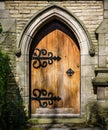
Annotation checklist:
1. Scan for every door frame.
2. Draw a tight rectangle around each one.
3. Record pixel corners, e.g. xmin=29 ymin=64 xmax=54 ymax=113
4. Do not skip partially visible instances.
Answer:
xmin=30 ymin=20 xmax=80 ymax=117
xmin=16 ymin=5 xmax=94 ymax=117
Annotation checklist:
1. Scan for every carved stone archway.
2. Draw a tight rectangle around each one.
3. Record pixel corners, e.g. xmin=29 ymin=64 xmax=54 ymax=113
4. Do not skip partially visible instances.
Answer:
xmin=16 ymin=5 xmax=94 ymax=116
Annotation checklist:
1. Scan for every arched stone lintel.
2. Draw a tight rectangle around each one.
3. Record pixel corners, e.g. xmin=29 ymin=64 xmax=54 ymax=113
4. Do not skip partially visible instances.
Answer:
xmin=17 ymin=4 xmax=95 ymax=57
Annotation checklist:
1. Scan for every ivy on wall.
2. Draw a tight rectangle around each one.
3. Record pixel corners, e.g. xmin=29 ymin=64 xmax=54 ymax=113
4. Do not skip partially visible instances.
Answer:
xmin=0 ymin=23 xmax=2 ymax=33
xmin=0 ymin=50 xmax=9 ymax=114
xmin=0 ymin=23 xmax=27 ymax=130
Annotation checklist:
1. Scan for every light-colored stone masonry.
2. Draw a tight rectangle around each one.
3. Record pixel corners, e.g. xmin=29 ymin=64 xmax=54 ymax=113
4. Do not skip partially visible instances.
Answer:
xmin=4 ymin=0 xmax=104 ymax=107
xmin=5 ymin=1 xmax=103 ymax=101
xmin=3 ymin=2 xmax=108 ymax=122
xmin=1 ymin=1 xmax=108 ymax=127
xmin=5 ymin=1 xmax=103 ymax=47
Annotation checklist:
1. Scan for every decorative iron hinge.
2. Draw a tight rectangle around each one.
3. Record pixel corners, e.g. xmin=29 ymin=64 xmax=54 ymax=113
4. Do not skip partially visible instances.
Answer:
xmin=32 ymin=48 xmax=61 ymax=69
xmin=31 ymin=89 xmax=61 ymax=108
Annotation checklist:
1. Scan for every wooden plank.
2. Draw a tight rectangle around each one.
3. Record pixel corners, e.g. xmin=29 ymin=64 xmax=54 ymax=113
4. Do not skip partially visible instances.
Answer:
xmin=68 ymin=37 xmax=80 ymax=113
xmin=31 ymin=29 xmax=80 ymax=114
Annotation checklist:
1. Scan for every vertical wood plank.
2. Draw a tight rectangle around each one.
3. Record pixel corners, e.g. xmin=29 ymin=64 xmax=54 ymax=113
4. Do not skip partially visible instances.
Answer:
xmin=31 ymin=29 xmax=80 ymax=114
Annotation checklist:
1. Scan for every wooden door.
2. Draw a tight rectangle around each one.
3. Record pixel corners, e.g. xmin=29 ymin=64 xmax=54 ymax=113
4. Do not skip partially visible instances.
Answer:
xmin=30 ymin=29 xmax=80 ymax=115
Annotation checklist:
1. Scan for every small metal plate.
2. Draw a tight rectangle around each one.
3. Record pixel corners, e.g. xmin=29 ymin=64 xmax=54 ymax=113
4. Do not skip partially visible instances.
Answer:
xmin=66 ymin=68 xmax=74 ymax=76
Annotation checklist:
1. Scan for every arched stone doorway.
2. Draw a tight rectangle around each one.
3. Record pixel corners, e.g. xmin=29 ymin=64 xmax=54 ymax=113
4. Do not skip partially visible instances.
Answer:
xmin=30 ymin=20 xmax=80 ymax=116
xmin=16 ymin=5 xmax=94 ymax=117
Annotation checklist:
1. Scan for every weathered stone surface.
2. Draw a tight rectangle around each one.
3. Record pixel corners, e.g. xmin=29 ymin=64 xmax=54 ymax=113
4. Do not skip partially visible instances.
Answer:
xmin=0 ymin=10 xmax=9 ymax=18
xmin=96 ymin=19 xmax=108 ymax=34
xmin=46 ymin=128 xmax=72 ymax=130
xmin=0 ymin=2 xmax=5 ymax=10
xmin=5 ymin=1 xmax=103 ymax=45
xmin=104 ymin=10 xmax=108 ymax=18
xmin=92 ymin=67 xmax=108 ymax=99
xmin=0 ymin=19 xmax=15 ymax=32
xmin=1 ymin=1 xmax=108 ymax=125
xmin=104 ymin=0 xmax=108 ymax=10
xmin=78 ymin=127 xmax=103 ymax=130
xmin=28 ymin=118 xmax=86 ymax=125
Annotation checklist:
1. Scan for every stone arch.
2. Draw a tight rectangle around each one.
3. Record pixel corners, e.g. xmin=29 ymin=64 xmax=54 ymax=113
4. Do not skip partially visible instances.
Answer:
xmin=17 ymin=4 xmax=94 ymax=56
xmin=16 ymin=4 xmax=94 ymax=115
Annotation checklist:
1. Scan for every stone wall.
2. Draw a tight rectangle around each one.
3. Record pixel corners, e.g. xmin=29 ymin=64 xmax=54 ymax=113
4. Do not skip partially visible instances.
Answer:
xmin=5 ymin=1 xmax=103 ymax=47
xmin=105 ymin=33 xmax=108 ymax=68
xmin=0 ymin=2 xmax=16 ymax=75
xmin=1 ymin=0 xmax=107 ymax=123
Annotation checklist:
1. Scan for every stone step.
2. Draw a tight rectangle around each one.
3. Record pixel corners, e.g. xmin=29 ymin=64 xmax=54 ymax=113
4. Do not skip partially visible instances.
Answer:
xmin=25 ymin=126 xmax=103 ymax=130
xmin=27 ymin=118 xmax=105 ymax=130
xmin=28 ymin=124 xmax=76 ymax=130
xmin=78 ymin=127 xmax=103 ymax=130
xmin=27 ymin=119 xmax=91 ymax=130
xmin=28 ymin=118 xmax=86 ymax=124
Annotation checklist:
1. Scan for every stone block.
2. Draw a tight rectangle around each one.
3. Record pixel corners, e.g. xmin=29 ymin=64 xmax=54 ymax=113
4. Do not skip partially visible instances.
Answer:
xmin=49 ymin=128 xmax=76 ymax=130
xmin=20 ymin=86 xmax=29 ymax=97
xmin=16 ymin=61 xmax=24 ymax=74
xmin=106 ymin=56 xmax=108 ymax=64
xmin=81 ymin=55 xmax=86 ymax=66
xmin=99 ymin=45 xmax=108 ymax=56
xmin=0 ymin=2 xmax=5 ymax=10
xmin=99 ymin=56 xmax=106 ymax=67
xmin=85 ymin=77 xmax=93 ymax=91
xmin=78 ymin=127 xmax=103 ymax=130
xmin=28 ymin=118 xmax=86 ymax=125
xmin=105 ymin=88 xmax=108 ymax=99
xmin=104 ymin=0 xmax=108 ymax=9
xmin=85 ymin=55 xmax=98 ymax=65
xmin=105 ymin=40 xmax=108 ymax=46
xmin=104 ymin=10 xmax=108 ymax=18
xmin=97 ymin=87 xmax=105 ymax=100
xmin=81 ymin=77 xmax=86 ymax=91
xmin=81 ymin=66 xmax=86 ymax=77
xmin=10 ymin=10 xmax=19 ymax=14
xmin=0 ymin=10 xmax=9 ymax=18
xmin=0 ymin=19 xmax=15 ymax=32
xmin=96 ymin=19 xmax=108 ymax=34
xmin=97 ymin=101 xmax=108 ymax=109
xmin=85 ymin=65 xmax=95 ymax=77
xmin=99 ymin=34 xmax=105 ymax=45
xmin=81 ymin=65 xmax=95 ymax=77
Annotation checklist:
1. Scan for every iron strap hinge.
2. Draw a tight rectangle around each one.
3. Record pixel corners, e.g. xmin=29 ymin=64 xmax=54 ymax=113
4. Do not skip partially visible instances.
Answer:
xmin=32 ymin=48 xmax=61 ymax=69
xmin=31 ymin=89 xmax=61 ymax=108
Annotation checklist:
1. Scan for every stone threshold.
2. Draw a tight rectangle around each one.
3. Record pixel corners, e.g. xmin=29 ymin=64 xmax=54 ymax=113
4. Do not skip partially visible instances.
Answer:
xmin=27 ymin=118 xmax=103 ymax=130
xmin=28 ymin=118 xmax=86 ymax=125
xmin=25 ymin=127 xmax=103 ymax=130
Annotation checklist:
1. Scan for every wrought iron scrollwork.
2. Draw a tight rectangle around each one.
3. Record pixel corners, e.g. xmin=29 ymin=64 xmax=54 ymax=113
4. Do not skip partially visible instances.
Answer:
xmin=32 ymin=48 xmax=61 ymax=69
xmin=31 ymin=89 xmax=61 ymax=108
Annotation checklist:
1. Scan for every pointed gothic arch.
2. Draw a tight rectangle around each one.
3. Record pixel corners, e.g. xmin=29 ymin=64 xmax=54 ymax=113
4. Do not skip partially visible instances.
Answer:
xmin=16 ymin=5 xmax=95 ymax=116
xmin=18 ymin=4 xmax=94 ymax=56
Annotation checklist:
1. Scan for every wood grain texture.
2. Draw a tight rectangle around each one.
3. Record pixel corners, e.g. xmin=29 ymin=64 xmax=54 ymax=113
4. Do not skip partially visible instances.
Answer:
xmin=31 ymin=29 xmax=80 ymax=114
